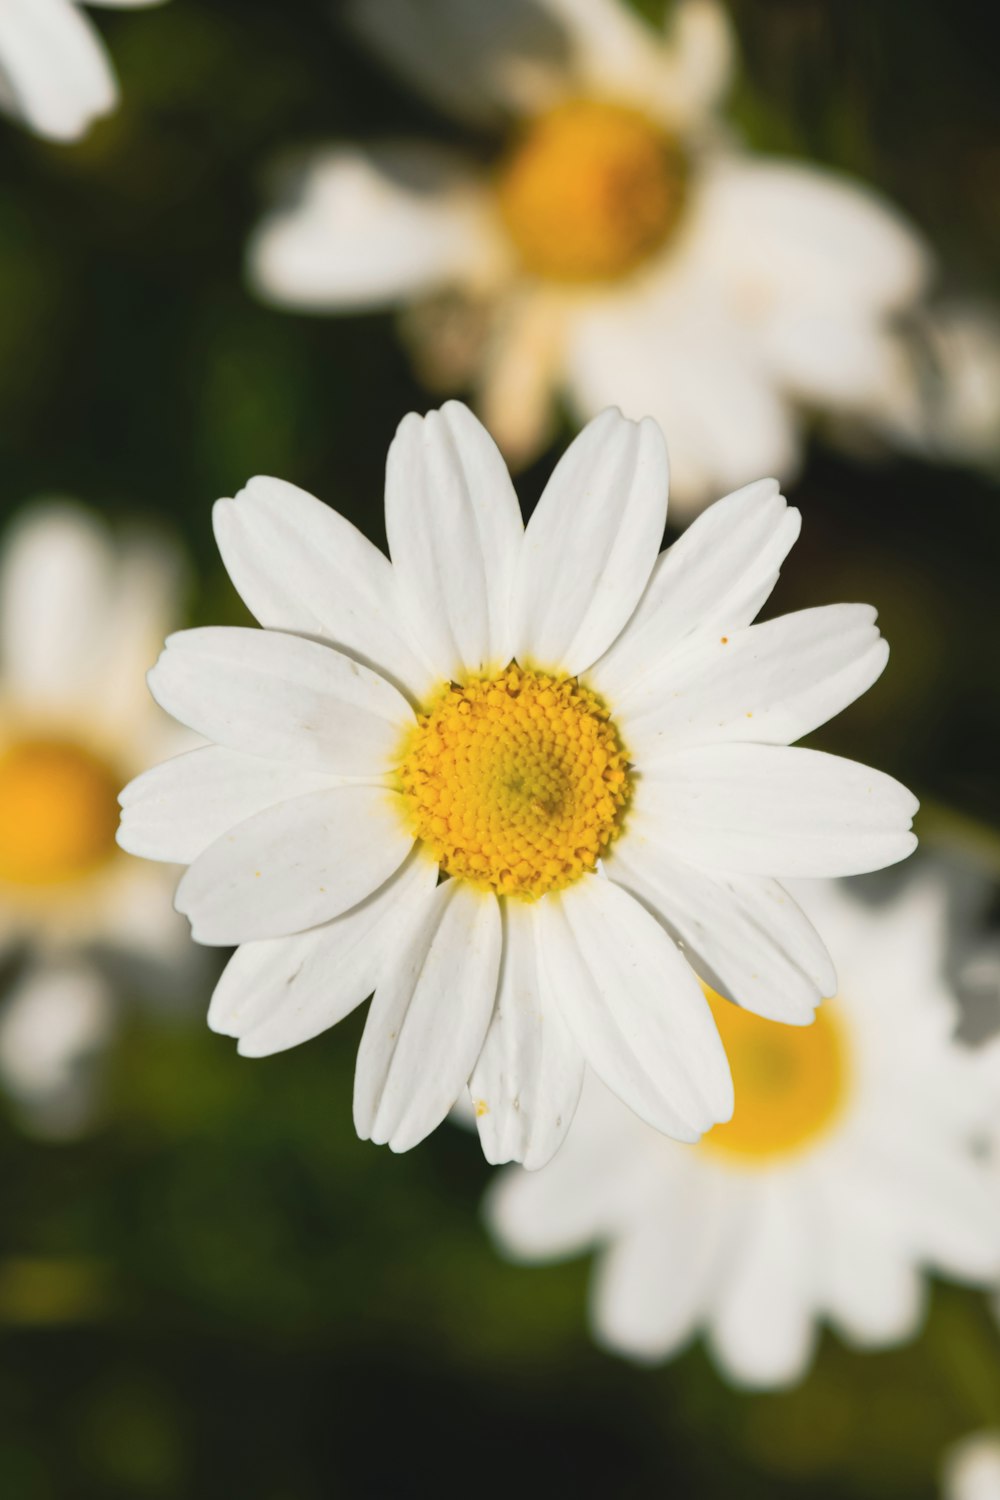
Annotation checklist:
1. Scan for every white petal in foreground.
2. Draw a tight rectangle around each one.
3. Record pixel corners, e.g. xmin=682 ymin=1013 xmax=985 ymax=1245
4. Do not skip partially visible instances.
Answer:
xmin=355 ymin=880 xmax=502 ymax=1154
xmin=0 ymin=0 xmax=115 ymax=142
xmin=587 ymin=478 xmax=799 ymax=700
xmin=615 ymin=604 xmax=888 ymax=762
xmin=469 ymin=900 xmax=585 ymax=1170
xmin=538 ymin=877 xmax=733 ymax=1139
xmin=174 ymin=785 xmax=413 ymax=945
xmin=639 ymin=743 xmax=918 ymax=877
xmin=148 ymin=627 xmax=413 ymax=775
xmin=213 ymin=476 xmax=430 ymax=701
xmin=118 ymin=745 xmax=343 ymax=865
xmin=604 ymin=846 xmax=833 ymax=1023
xmin=208 ymin=850 xmax=438 ymax=1057
xmin=385 ymin=402 xmax=523 ymax=682
xmin=248 ymin=144 xmax=496 ymax=310
xmin=510 ymin=408 xmax=668 ymax=676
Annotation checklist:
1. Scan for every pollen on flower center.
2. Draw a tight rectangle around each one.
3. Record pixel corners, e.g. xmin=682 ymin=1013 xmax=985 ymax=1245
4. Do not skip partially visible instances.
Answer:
xmin=0 ymin=738 xmax=122 ymax=888
xmin=397 ymin=666 xmax=631 ymax=899
xmin=699 ymin=986 xmax=849 ymax=1164
xmin=496 ymin=99 xmax=687 ymax=283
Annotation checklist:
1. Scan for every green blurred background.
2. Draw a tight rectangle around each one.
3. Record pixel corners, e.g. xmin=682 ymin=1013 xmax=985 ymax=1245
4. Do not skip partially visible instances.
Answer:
xmin=1 ymin=1 xmax=999 ymax=1494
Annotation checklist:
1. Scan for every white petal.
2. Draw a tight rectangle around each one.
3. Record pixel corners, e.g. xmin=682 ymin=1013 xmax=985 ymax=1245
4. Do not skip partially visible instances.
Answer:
xmin=345 ymin=0 xmax=570 ymax=122
xmin=118 ymin=745 xmax=344 ymax=865
xmin=208 ymin=850 xmax=438 ymax=1057
xmin=592 ymin=1171 xmax=729 ymax=1362
xmin=820 ymin=1169 xmax=925 ymax=1348
xmin=248 ymin=144 xmax=496 ymax=310
xmin=564 ymin=308 xmax=799 ymax=519
xmin=469 ymin=900 xmax=585 ymax=1170
xmin=587 ymin=479 xmax=800 ymax=700
xmin=759 ymin=307 xmax=907 ymax=409
xmin=0 ymin=0 xmax=115 ymax=142
xmin=147 ymin=627 xmax=413 ymax=775
xmin=485 ymin=1078 xmax=657 ymax=1259
xmin=707 ymin=1184 xmax=819 ymax=1389
xmin=865 ymin=1127 xmax=1000 ymax=1284
xmin=354 ymin=880 xmax=502 ymax=1153
xmin=698 ymin=157 xmax=931 ymax=313
xmin=639 ymin=743 xmax=918 ymax=877
xmin=510 ymin=409 xmax=668 ymax=676
xmin=175 ymin=784 xmax=413 ymax=945
xmin=0 ymin=503 xmax=113 ymax=709
xmin=0 ymin=959 xmax=114 ymax=1138
xmin=213 ymin=476 xmax=431 ymax=701
xmin=615 ymin=604 xmax=888 ymax=761
xmin=942 ymin=1434 xmax=1000 ymax=1500
xmin=604 ymin=846 xmax=833 ymax=1023
xmin=385 ymin=401 xmax=523 ymax=681
xmin=538 ymin=877 xmax=733 ymax=1139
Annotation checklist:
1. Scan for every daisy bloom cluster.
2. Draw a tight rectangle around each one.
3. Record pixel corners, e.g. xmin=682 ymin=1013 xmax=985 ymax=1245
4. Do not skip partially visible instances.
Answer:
xmin=0 ymin=0 xmax=167 ymax=144
xmin=119 ymin=401 xmax=917 ymax=1166
xmin=249 ymin=0 xmax=932 ymax=513
xmin=487 ymin=874 xmax=1000 ymax=1389
xmin=0 ymin=504 xmax=189 ymax=1134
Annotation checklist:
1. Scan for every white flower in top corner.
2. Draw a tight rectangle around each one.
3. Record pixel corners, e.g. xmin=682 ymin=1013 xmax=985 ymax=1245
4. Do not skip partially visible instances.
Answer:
xmin=247 ymin=0 xmax=931 ymax=515
xmin=0 ymin=502 xmax=189 ymax=1135
xmin=0 ymin=0 xmax=167 ymax=144
xmin=487 ymin=873 xmax=1000 ymax=1389
xmin=120 ymin=401 xmax=917 ymax=1165
xmin=943 ymin=1432 xmax=1000 ymax=1500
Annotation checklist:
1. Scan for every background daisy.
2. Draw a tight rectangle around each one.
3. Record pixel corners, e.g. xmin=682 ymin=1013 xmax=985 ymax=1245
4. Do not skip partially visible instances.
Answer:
xmin=0 ymin=502 xmax=191 ymax=1134
xmin=487 ymin=872 xmax=1000 ymax=1388
xmin=246 ymin=0 xmax=965 ymax=512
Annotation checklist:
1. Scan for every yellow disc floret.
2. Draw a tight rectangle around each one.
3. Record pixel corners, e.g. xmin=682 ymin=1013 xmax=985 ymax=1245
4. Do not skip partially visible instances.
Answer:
xmin=496 ymin=99 xmax=686 ymax=283
xmin=0 ymin=738 xmax=121 ymax=888
xmin=398 ymin=666 xmax=631 ymax=899
xmin=699 ymin=986 xmax=849 ymax=1164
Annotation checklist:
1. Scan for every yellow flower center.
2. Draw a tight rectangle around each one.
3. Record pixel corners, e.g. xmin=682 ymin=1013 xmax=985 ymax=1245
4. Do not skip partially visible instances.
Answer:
xmin=398 ymin=666 xmax=631 ymax=899
xmin=496 ymin=99 xmax=687 ymax=283
xmin=700 ymin=986 xmax=849 ymax=1164
xmin=0 ymin=738 xmax=122 ymax=889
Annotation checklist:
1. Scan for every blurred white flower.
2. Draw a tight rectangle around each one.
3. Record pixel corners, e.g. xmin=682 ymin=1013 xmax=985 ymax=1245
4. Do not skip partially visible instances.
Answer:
xmin=943 ymin=1432 xmax=1000 ymax=1500
xmin=487 ymin=874 xmax=1000 ymax=1389
xmin=0 ymin=502 xmax=189 ymax=1134
xmin=0 ymin=0 xmax=167 ymax=143
xmin=248 ymin=0 xmax=931 ymax=514
xmin=879 ymin=301 xmax=1000 ymax=476
xmin=120 ymin=401 xmax=915 ymax=1165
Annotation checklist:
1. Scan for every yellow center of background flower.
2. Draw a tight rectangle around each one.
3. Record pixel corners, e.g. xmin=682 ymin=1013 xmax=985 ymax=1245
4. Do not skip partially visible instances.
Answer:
xmin=398 ymin=666 xmax=631 ymax=899
xmin=0 ymin=738 xmax=121 ymax=888
xmin=496 ymin=99 xmax=686 ymax=283
xmin=699 ymin=987 xmax=849 ymax=1164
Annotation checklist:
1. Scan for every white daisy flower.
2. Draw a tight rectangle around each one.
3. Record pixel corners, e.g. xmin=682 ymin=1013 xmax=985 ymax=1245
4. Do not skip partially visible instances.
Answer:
xmin=248 ymin=0 xmax=930 ymax=515
xmin=0 ymin=0 xmax=166 ymax=144
xmin=0 ymin=502 xmax=189 ymax=1135
xmin=119 ymin=401 xmax=917 ymax=1165
xmin=943 ymin=1433 xmax=1000 ymax=1500
xmin=487 ymin=873 xmax=1000 ymax=1388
